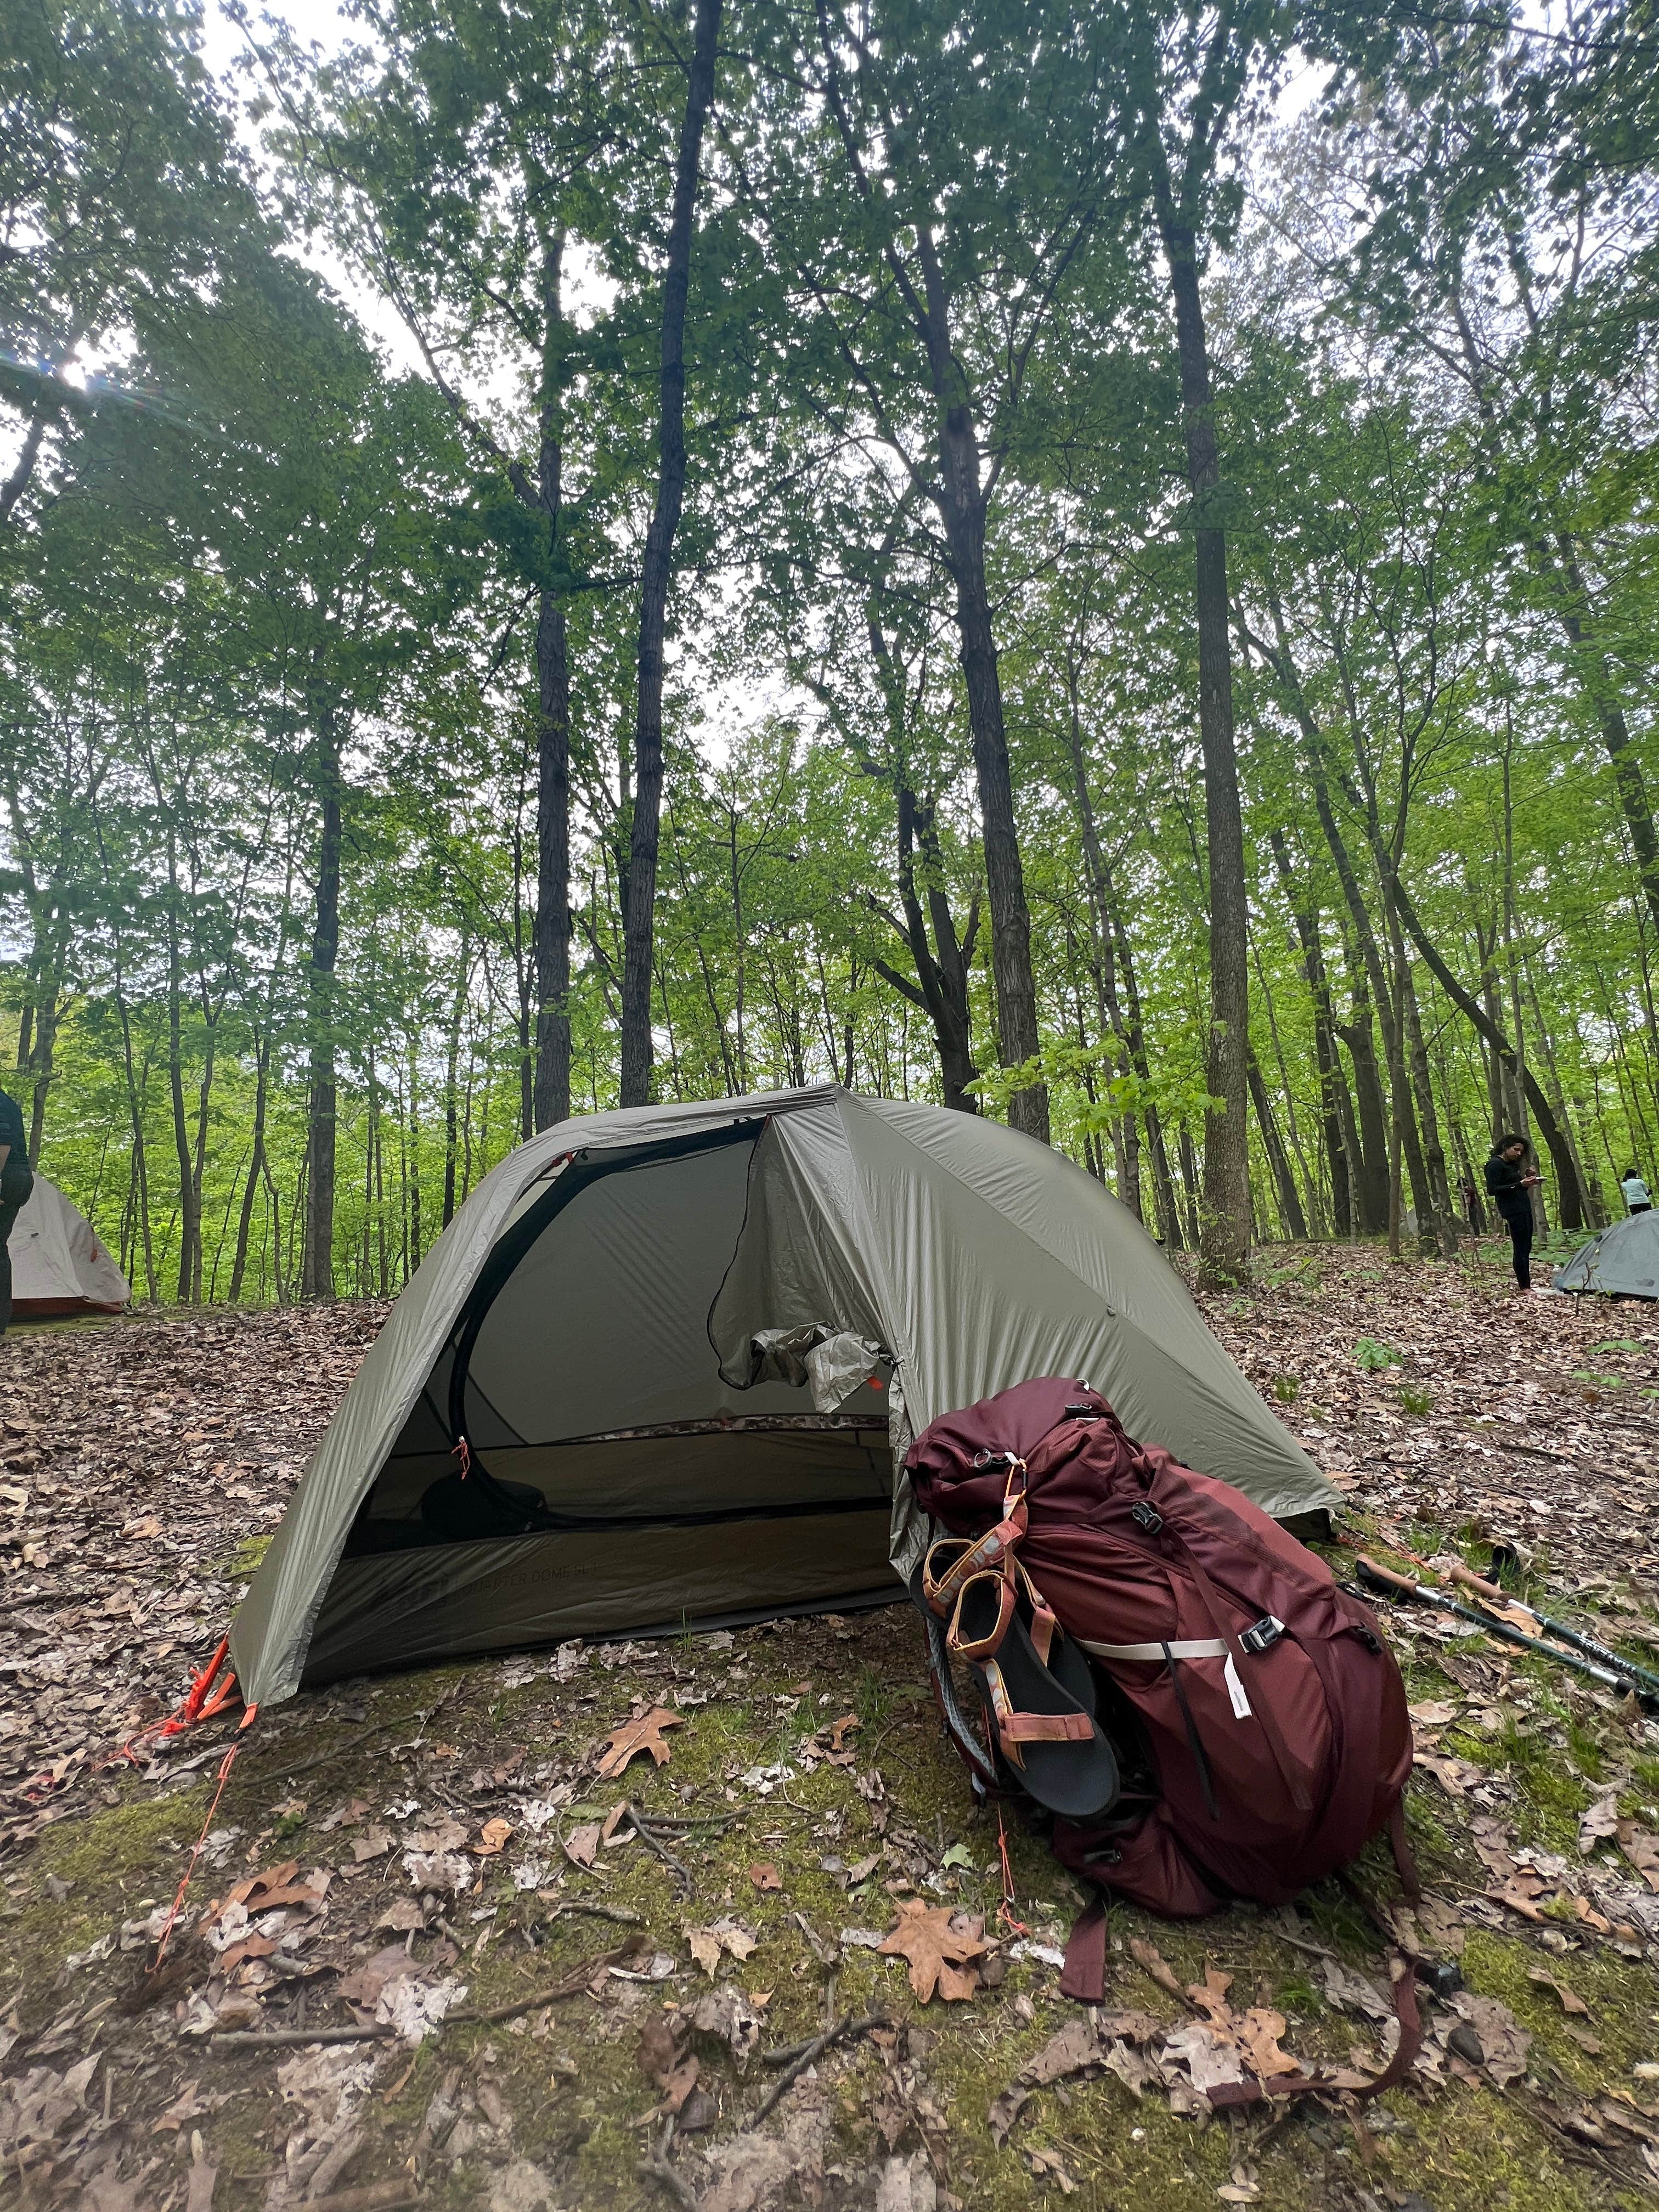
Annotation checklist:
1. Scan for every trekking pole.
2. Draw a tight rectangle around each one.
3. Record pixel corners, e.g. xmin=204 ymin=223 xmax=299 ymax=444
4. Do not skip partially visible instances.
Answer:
xmin=1355 ymin=1558 xmax=1659 ymax=1713
xmin=1445 ymin=1562 xmax=1659 ymax=1702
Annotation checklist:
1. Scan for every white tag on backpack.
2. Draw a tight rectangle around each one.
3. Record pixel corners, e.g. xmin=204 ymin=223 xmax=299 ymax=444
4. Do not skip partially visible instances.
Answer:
xmin=1223 ymin=1652 xmax=1252 ymax=1720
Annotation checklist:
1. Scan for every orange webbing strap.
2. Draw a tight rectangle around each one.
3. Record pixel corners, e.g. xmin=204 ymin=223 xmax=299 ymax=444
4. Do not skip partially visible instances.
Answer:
xmin=944 ymin=1571 xmax=1016 ymax=1661
xmin=150 ymin=1700 xmax=259 ymax=1971
xmin=981 ymin=1661 xmax=1096 ymax=1760
xmin=923 ymin=1503 xmax=1030 ymax=1616
xmin=996 ymin=1804 xmax=1031 ymax=1939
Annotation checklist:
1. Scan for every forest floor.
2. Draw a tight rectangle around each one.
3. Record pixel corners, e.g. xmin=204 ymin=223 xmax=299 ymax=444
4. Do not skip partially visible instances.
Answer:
xmin=3 ymin=1235 xmax=1659 ymax=2212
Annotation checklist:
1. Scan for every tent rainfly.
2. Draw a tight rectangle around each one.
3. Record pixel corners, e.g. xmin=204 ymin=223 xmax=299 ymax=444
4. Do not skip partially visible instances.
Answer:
xmin=1550 ymin=1211 xmax=1659 ymax=1299
xmin=230 ymin=1086 xmax=1335 ymax=1709
xmin=8 ymin=1175 xmax=129 ymax=1317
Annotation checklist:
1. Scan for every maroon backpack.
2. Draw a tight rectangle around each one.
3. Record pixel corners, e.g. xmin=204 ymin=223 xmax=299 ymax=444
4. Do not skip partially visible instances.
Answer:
xmin=908 ymin=1377 xmax=1415 ymax=1949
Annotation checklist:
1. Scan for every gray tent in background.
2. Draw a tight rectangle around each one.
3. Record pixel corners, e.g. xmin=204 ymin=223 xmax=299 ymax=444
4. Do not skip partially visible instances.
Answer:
xmin=1551 ymin=1210 xmax=1659 ymax=1299
xmin=230 ymin=1087 xmax=1334 ymax=1709
xmin=10 ymin=1175 xmax=129 ymax=1316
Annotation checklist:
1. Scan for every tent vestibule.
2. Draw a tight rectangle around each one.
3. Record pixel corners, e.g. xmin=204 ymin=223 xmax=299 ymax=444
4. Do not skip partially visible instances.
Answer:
xmin=232 ymin=1087 xmax=1334 ymax=1708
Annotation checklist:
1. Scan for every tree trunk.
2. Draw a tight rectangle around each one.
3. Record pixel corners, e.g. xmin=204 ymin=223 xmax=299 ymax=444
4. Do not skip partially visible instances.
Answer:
xmin=1268 ymin=830 xmax=1352 ymax=1236
xmin=1390 ymin=869 xmax=1587 ymax=1227
xmin=1395 ymin=940 xmax=1458 ymax=1255
xmin=443 ymin=926 xmax=470 ymax=1229
xmin=1064 ymin=658 xmax=1140 ymax=1217
xmin=189 ymin=1009 xmax=219 ymax=1303
xmin=1308 ymin=776 xmax=1415 ymax=1235
xmin=162 ymin=833 xmax=199 ymax=1303
xmin=407 ymin=1030 xmax=424 ymax=1271
xmin=933 ymin=478 xmax=1046 ymax=1141
xmin=229 ymin=1034 xmax=270 ymax=1304
xmin=303 ymin=706 xmax=342 ymax=1300
xmin=1544 ymin=539 xmax=1659 ymax=945
xmin=1155 ymin=207 xmax=1249 ymax=1279
xmin=619 ymin=0 xmax=723 ymax=1108
xmin=533 ymin=225 xmax=574 ymax=1133
xmin=114 ymin=973 xmax=156 ymax=1302
xmin=871 ymin=781 xmax=981 ymax=1113
xmin=1177 ymin=1120 xmax=1204 ymax=1251
xmin=1329 ymin=939 xmax=1390 ymax=1239
xmin=1248 ymin=1054 xmax=1308 ymax=1239
xmin=1102 ymin=867 xmax=1180 ymax=1245
xmin=26 ymin=1000 xmax=54 ymax=1161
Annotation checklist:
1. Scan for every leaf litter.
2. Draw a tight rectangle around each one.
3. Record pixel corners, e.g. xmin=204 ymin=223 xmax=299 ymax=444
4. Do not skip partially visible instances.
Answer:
xmin=2 ymin=1261 xmax=1658 ymax=2207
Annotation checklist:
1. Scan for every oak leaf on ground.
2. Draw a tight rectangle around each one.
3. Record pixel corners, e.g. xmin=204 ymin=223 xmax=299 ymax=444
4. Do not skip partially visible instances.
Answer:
xmin=595 ymin=1706 xmax=683 ymax=1779
xmin=878 ymin=1899 xmax=987 ymax=2003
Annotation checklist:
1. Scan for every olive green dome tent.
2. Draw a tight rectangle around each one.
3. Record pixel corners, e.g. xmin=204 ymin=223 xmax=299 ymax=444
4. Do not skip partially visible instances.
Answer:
xmin=230 ymin=1087 xmax=1334 ymax=1708
xmin=1550 ymin=1210 xmax=1659 ymax=1299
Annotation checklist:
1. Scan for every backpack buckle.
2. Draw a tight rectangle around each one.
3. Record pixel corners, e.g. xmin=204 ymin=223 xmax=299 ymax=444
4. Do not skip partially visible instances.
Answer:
xmin=1131 ymin=1502 xmax=1163 ymax=1534
xmin=1238 ymin=1615 xmax=1285 ymax=1655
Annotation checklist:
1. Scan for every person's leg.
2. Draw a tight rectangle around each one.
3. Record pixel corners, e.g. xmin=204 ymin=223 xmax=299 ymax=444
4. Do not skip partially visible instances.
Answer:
xmin=1512 ymin=1210 xmax=1534 ymax=1289
xmin=0 ymin=1210 xmax=13 ymax=1335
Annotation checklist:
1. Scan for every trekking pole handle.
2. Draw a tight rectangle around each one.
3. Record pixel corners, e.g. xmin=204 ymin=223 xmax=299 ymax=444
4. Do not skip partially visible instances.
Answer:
xmin=1447 ymin=1562 xmax=1509 ymax=1605
xmin=1356 ymin=1556 xmax=1421 ymax=1599
xmin=1448 ymin=1564 xmax=1659 ymax=1697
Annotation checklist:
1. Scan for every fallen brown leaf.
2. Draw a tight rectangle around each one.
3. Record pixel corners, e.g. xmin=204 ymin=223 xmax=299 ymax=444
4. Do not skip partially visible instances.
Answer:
xmin=1618 ymin=1822 xmax=1659 ymax=1893
xmin=1578 ymin=1788 xmax=1621 ymax=1855
xmin=878 ymin=1899 xmax=988 ymax=2003
xmin=1129 ymin=1936 xmax=1185 ymax=2002
xmin=1528 ymin=1967 xmax=1589 ymax=2016
xmin=748 ymin=1862 xmax=783 ymax=1892
xmin=595 ymin=1706 xmax=684 ymax=1779
xmin=564 ymin=1823 xmax=601 ymax=1870
xmin=1236 ymin=2008 xmax=1302 ymax=2080
xmin=1187 ymin=1966 xmax=1234 ymax=2023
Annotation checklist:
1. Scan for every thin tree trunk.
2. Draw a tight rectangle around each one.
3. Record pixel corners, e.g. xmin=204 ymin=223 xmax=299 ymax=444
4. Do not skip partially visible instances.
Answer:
xmin=1541 ymin=538 xmax=1659 ymax=945
xmin=1268 ymin=830 xmax=1351 ymax=1236
xmin=1390 ymin=869 xmax=1587 ymax=1227
xmin=619 ymin=0 xmax=723 ymax=1108
xmin=25 ymin=977 xmax=57 ymax=1165
xmin=115 ymin=979 xmax=157 ymax=1302
xmin=1395 ymin=943 xmax=1458 ymax=1255
xmin=1333 ymin=960 xmax=1392 ymax=1235
xmin=870 ymin=782 xmax=980 ymax=1113
xmin=228 ymin=1032 xmax=271 ymax=1304
xmin=1064 ymin=655 xmax=1140 ymax=1216
xmin=931 ymin=466 xmax=1046 ymax=1140
xmin=443 ymin=927 xmax=470 ymax=1229
xmin=162 ymin=832 xmax=199 ymax=1303
xmin=407 ymin=1031 xmax=424 ymax=1272
xmin=1103 ymin=868 xmax=1180 ymax=1245
xmin=1157 ymin=200 xmax=1248 ymax=1279
xmin=1248 ymin=1054 xmax=1308 ymax=1239
xmin=303 ymin=705 xmax=342 ymax=1300
xmin=1177 ymin=1120 xmax=1204 ymax=1251
xmin=533 ymin=224 xmax=574 ymax=1133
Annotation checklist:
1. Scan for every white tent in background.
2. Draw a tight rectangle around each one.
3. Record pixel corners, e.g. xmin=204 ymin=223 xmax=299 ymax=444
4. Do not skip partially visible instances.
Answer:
xmin=9 ymin=1175 xmax=129 ymax=1316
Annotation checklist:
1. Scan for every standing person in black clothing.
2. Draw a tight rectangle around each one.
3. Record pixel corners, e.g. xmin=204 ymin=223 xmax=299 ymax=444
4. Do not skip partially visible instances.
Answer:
xmin=1484 ymin=1133 xmax=1542 ymax=1294
xmin=0 ymin=1087 xmax=32 ymax=1335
